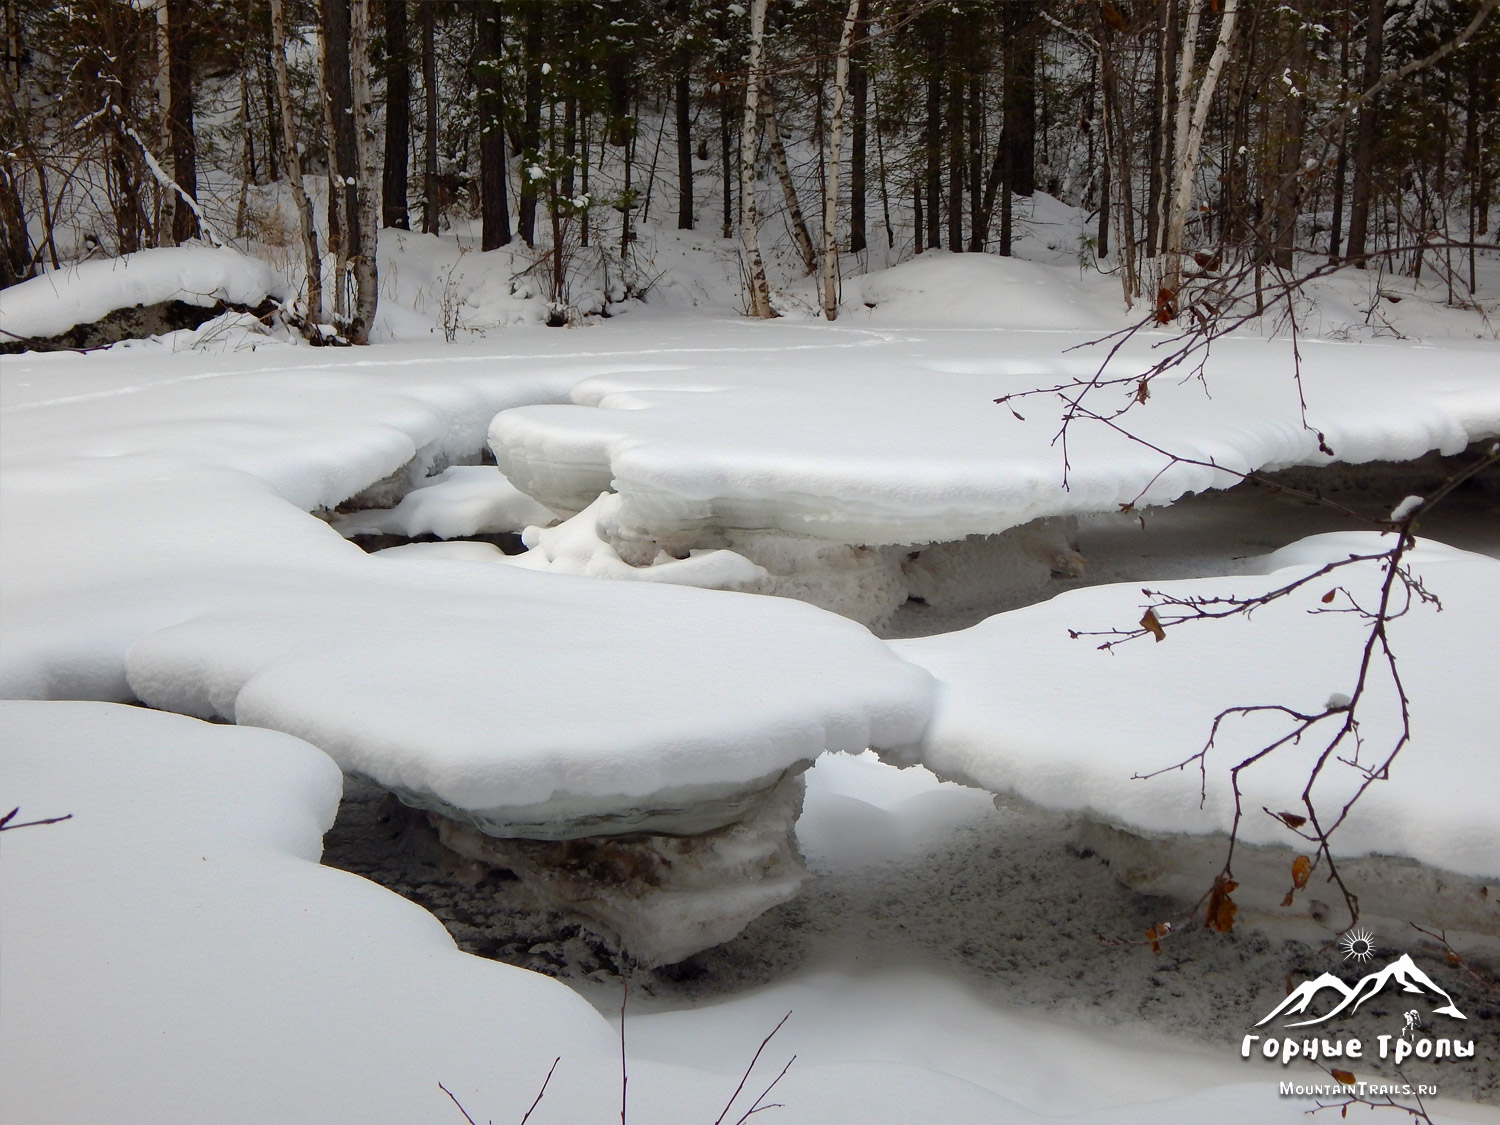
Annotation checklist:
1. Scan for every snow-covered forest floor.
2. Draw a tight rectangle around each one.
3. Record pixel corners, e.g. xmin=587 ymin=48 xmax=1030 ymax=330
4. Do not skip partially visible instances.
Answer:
xmin=4 ymin=176 xmax=1500 ymax=1123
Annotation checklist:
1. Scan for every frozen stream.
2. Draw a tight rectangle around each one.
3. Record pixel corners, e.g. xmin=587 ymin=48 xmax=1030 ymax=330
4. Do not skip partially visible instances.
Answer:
xmin=323 ymin=472 xmax=1500 ymax=1111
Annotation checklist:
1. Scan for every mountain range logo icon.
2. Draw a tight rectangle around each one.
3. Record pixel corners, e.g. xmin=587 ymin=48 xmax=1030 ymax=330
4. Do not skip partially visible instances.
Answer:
xmin=1256 ymin=953 xmax=1467 ymax=1028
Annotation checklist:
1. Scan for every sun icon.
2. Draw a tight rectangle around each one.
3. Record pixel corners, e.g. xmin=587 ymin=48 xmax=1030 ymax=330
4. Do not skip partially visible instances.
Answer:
xmin=1339 ymin=926 xmax=1377 ymax=963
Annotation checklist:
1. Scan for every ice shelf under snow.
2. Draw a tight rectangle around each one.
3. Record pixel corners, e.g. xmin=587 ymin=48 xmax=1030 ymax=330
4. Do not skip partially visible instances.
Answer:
xmin=892 ymin=533 xmax=1500 ymax=886
xmin=0 ymin=245 xmax=288 ymax=340
xmin=489 ymin=329 xmax=1500 ymax=545
xmin=0 ymin=340 xmax=929 ymax=836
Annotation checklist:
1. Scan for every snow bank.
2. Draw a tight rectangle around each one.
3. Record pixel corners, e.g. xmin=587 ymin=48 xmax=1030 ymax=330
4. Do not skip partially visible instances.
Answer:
xmin=893 ymin=534 xmax=1500 ymax=881
xmin=0 ymin=701 xmax=632 ymax=1124
xmin=490 ymin=331 xmax=1500 ymax=546
xmin=0 ymin=246 xmax=286 ymax=340
xmin=842 ymin=251 xmax=1116 ymax=329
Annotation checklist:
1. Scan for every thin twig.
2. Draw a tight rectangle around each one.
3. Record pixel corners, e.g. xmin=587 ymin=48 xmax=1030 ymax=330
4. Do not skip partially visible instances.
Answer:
xmin=715 ymin=1011 xmax=792 ymax=1125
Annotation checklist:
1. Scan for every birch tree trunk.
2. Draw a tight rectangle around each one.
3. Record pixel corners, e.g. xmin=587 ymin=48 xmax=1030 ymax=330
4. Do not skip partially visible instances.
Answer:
xmin=348 ymin=0 xmax=380 ymax=344
xmin=820 ymin=0 xmax=860 ymax=318
xmin=764 ymin=96 xmax=816 ymax=274
xmin=1160 ymin=0 xmax=1238 ymax=318
xmin=269 ymin=0 xmax=322 ymax=324
xmin=740 ymin=0 xmax=773 ymax=318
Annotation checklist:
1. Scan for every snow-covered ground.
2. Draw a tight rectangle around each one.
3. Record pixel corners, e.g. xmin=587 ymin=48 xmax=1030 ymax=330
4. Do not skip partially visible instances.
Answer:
xmin=3 ymin=239 xmax=1499 ymax=1122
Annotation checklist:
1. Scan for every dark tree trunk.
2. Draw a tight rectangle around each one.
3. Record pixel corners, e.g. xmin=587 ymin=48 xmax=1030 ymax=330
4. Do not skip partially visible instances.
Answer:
xmin=720 ymin=87 xmax=733 ymax=239
xmin=676 ymin=72 xmax=693 ymax=229
xmin=477 ymin=1 xmax=510 ymax=249
xmin=924 ymin=69 xmax=941 ymax=251
xmin=966 ymin=72 xmax=982 ymax=250
xmin=323 ymin=0 xmax=359 ymax=258
xmin=1002 ymin=0 xmax=1036 ymax=199
xmin=381 ymin=0 xmax=409 ymax=230
xmin=518 ymin=12 xmax=542 ymax=247
xmin=946 ymin=58 xmax=963 ymax=251
xmin=420 ymin=0 xmax=437 ymax=234
xmin=167 ymin=0 xmax=198 ymax=244
xmin=849 ymin=19 xmax=867 ymax=254
xmin=260 ymin=48 xmax=280 ymax=181
xmin=1345 ymin=0 xmax=1385 ymax=267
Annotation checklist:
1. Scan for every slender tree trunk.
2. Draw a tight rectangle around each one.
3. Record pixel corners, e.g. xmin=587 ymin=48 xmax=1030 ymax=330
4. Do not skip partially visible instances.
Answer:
xmin=924 ymin=68 xmax=941 ymax=251
xmin=720 ymin=86 xmax=734 ymax=239
xmin=477 ymin=1 xmax=511 ymax=250
xmin=1161 ymin=0 xmax=1239 ymax=314
xmin=270 ymin=0 xmax=322 ymax=323
xmin=322 ymin=0 xmax=357 ymax=319
xmin=676 ymin=71 xmax=693 ymax=229
xmin=348 ymin=0 xmax=379 ymax=344
xmin=420 ymin=0 xmax=438 ymax=234
xmin=1328 ymin=14 xmax=1353 ymax=262
xmin=849 ymin=4 xmax=867 ymax=255
xmin=966 ymin=73 xmax=982 ymax=250
xmin=381 ymin=0 xmax=409 ymax=230
xmin=740 ymin=0 xmax=773 ymax=317
xmin=167 ymin=0 xmax=198 ymax=244
xmin=765 ymin=98 xmax=817 ymax=274
xmin=821 ymin=0 xmax=860 ymax=318
xmin=945 ymin=23 xmax=963 ymax=252
xmin=518 ymin=12 xmax=542 ymax=247
xmin=1345 ymin=0 xmax=1384 ymax=267
xmin=1269 ymin=0 xmax=1306 ymax=270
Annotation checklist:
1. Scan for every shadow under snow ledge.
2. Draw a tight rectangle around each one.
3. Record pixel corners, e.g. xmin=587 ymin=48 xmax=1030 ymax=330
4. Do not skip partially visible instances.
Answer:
xmin=891 ymin=532 xmax=1500 ymax=951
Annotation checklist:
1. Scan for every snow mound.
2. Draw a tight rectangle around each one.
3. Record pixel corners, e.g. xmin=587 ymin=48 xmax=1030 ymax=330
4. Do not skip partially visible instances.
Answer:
xmin=490 ymin=336 xmax=1500 ymax=546
xmin=843 ymin=252 xmax=1114 ymax=329
xmin=0 ymin=246 xmax=286 ymax=340
xmin=893 ymin=533 xmax=1500 ymax=881
xmin=0 ymin=700 xmax=629 ymax=1124
xmin=333 ymin=464 xmax=557 ymax=539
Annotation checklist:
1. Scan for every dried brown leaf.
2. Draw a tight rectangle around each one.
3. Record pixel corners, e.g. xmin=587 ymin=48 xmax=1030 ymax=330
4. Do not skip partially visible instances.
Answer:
xmin=1291 ymin=855 xmax=1311 ymax=889
xmin=1140 ymin=609 xmax=1166 ymax=643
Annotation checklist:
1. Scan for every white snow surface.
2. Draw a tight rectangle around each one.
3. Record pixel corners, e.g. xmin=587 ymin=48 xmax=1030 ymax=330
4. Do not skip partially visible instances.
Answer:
xmin=14 ymin=702 xmax=1487 ymax=1125
xmin=0 ymin=246 xmax=287 ymax=339
xmin=893 ymin=533 xmax=1500 ymax=878
xmin=489 ymin=326 xmax=1500 ymax=545
xmin=841 ymin=251 xmax=1119 ymax=329
xmin=333 ymin=463 xmax=557 ymax=539
xmin=0 ymin=339 xmax=930 ymax=819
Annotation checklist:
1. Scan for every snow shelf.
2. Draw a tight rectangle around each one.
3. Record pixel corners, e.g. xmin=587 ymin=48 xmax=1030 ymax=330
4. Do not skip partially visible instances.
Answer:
xmin=489 ymin=330 xmax=1500 ymax=546
xmin=0 ymin=246 xmax=287 ymax=340
xmin=0 ymin=356 xmax=929 ymax=825
xmin=1 ymin=701 xmax=1050 ymax=1124
xmin=892 ymin=533 xmax=1500 ymax=931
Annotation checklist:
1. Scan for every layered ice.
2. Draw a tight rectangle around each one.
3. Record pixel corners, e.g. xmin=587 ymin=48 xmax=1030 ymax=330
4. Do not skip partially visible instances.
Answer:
xmin=0 ymin=246 xmax=287 ymax=340
xmin=894 ymin=534 xmax=1500 ymax=892
xmin=490 ymin=336 xmax=1500 ymax=546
